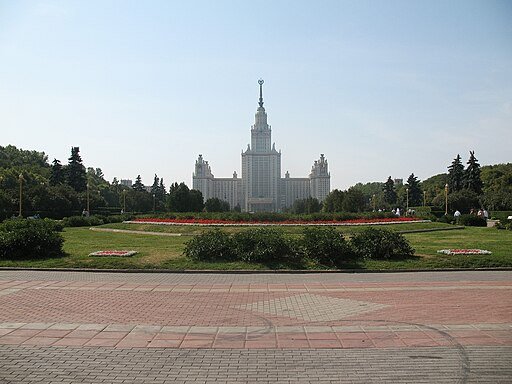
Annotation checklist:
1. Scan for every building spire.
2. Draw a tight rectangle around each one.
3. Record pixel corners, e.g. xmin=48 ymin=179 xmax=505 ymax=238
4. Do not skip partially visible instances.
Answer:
xmin=258 ymin=79 xmax=264 ymax=108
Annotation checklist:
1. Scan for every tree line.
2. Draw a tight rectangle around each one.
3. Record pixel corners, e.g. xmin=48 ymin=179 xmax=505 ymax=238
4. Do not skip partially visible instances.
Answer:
xmin=1 ymin=145 xmax=510 ymax=219
xmin=0 ymin=145 xmax=232 ymax=219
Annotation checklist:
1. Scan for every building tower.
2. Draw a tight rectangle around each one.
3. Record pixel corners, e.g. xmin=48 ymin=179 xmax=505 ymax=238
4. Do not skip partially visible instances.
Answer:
xmin=241 ymin=80 xmax=282 ymax=212
xmin=309 ymin=154 xmax=330 ymax=202
xmin=192 ymin=154 xmax=214 ymax=199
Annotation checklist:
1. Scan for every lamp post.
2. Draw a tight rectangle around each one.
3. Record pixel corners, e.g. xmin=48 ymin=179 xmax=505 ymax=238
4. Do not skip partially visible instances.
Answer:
xmin=406 ymin=188 xmax=409 ymax=215
xmin=423 ymin=191 xmax=426 ymax=207
xmin=372 ymin=194 xmax=376 ymax=211
xmin=18 ymin=173 xmax=24 ymax=217
xmin=123 ymin=190 xmax=126 ymax=213
xmin=86 ymin=182 xmax=90 ymax=215
xmin=444 ymin=184 xmax=449 ymax=215
xmin=153 ymin=193 xmax=156 ymax=213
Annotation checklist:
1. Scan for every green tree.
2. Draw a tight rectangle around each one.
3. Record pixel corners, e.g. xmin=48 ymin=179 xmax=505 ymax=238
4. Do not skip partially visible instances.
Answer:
xmin=322 ymin=190 xmax=344 ymax=212
xmin=168 ymin=182 xmax=192 ymax=212
xmin=124 ymin=189 xmax=152 ymax=212
xmin=132 ymin=175 xmax=145 ymax=192
xmin=205 ymin=197 xmax=230 ymax=212
xmin=405 ymin=173 xmax=422 ymax=206
xmin=447 ymin=154 xmax=464 ymax=192
xmin=149 ymin=175 xmax=167 ymax=211
xmin=421 ymin=173 xmax=448 ymax=206
xmin=291 ymin=197 xmax=321 ymax=214
xmin=49 ymin=159 xmax=65 ymax=186
xmin=65 ymin=147 xmax=87 ymax=192
xmin=0 ymin=145 xmax=50 ymax=175
xmin=383 ymin=176 xmax=397 ymax=205
xmin=482 ymin=190 xmax=512 ymax=211
xmin=341 ymin=187 xmax=366 ymax=212
xmin=188 ymin=189 xmax=204 ymax=212
xmin=432 ymin=189 xmax=480 ymax=213
xmin=464 ymin=151 xmax=483 ymax=194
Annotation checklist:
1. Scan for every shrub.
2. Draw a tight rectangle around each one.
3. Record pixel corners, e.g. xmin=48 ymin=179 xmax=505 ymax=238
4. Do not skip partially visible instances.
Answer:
xmin=495 ymin=221 xmax=512 ymax=231
xmin=62 ymin=215 xmax=104 ymax=227
xmin=232 ymin=228 xmax=298 ymax=263
xmin=458 ymin=214 xmax=487 ymax=227
xmin=42 ymin=218 xmax=64 ymax=232
xmin=437 ymin=214 xmax=454 ymax=224
xmin=301 ymin=226 xmax=353 ymax=266
xmin=350 ymin=227 xmax=414 ymax=260
xmin=183 ymin=229 xmax=234 ymax=261
xmin=0 ymin=218 xmax=64 ymax=260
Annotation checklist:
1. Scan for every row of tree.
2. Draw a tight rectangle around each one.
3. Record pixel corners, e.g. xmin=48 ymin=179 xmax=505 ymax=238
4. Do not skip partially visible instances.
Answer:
xmin=0 ymin=146 xmax=234 ymax=219
xmin=1 ymin=145 xmax=511 ymax=218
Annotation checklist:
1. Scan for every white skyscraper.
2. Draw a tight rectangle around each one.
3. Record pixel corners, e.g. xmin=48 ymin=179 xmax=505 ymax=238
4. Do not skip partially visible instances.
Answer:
xmin=193 ymin=80 xmax=330 ymax=212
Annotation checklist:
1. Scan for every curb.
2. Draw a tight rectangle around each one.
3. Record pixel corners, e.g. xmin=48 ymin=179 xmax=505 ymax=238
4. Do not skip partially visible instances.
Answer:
xmin=1 ymin=267 xmax=511 ymax=274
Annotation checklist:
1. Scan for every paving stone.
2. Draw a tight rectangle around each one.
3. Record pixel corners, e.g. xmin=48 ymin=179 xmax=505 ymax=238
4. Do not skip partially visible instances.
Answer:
xmin=0 ymin=270 xmax=511 ymax=383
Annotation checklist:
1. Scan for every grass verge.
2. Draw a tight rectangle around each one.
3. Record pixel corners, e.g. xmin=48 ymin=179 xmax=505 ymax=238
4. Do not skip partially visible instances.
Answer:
xmin=0 ymin=223 xmax=510 ymax=270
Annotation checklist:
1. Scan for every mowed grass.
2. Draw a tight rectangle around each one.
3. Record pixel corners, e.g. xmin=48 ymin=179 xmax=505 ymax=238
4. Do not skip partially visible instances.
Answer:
xmin=0 ymin=222 xmax=510 ymax=270
xmin=103 ymin=221 xmax=454 ymax=236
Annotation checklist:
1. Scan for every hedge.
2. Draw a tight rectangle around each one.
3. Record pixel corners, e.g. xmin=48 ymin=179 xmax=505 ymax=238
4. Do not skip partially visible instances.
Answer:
xmin=0 ymin=218 xmax=64 ymax=260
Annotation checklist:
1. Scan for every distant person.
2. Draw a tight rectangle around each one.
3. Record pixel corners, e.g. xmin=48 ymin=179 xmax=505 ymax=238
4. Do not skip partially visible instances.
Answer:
xmin=454 ymin=210 xmax=461 ymax=223
xmin=396 ymin=208 xmax=400 ymax=217
xmin=477 ymin=209 xmax=483 ymax=218
xmin=483 ymin=209 xmax=489 ymax=221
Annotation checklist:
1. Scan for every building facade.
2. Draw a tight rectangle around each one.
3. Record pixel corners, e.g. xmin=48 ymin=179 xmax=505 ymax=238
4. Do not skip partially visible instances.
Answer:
xmin=193 ymin=80 xmax=330 ymax=212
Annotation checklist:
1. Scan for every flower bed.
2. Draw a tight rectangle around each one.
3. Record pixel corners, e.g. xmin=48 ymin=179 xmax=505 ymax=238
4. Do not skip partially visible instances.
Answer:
xmin=437 ymin=249 xmax=492 ymax=255
xmin=89 ymin=250 xmax=138 ymax=257
xmin=126 ymin=217 xmax=429 ymax=226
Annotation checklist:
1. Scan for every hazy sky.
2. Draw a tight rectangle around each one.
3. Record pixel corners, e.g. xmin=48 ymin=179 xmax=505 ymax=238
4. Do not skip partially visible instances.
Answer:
xmin=1 ymin=0 xmax=511 ymax=189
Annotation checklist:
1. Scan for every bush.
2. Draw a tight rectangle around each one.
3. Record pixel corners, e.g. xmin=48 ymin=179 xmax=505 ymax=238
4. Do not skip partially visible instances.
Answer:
xmin=351 ymin=227 xmax=415 ymax=260
xmin=41 ymin=218 xmax=64 ymax=232
xmin=458 ymin=214 xmax=487 ymax=227
xmin=232 ymin=228 xmax=298 ymax=263
xmin=437 ymin=214 xmax=454 ymax=224
xmin=62 ymin=215 xmax=104 ymax=227
xmin=183 ymin=229 xmax=234 ymax=261
xmin=0 ymin=218 xmax=64 ymax=260
xmin=301 ymin=226 xmax=353 ymax=265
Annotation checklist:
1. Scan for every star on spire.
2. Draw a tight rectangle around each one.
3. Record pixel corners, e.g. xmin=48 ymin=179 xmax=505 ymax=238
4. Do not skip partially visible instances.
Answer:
xmin=258 ymin=79 xmax=264 ymax=108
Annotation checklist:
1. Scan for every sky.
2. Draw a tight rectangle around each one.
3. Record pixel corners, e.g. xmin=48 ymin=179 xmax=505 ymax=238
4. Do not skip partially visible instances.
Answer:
xmin=1 ymin=0 xmax=511 ymax=190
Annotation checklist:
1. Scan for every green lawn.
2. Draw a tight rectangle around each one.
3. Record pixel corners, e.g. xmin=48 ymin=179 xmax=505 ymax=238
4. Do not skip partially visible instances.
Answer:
xmin=103 ymin=221 xmax=454 ymax=236
xmin=0 ymin=223 xmax=511 ymax=270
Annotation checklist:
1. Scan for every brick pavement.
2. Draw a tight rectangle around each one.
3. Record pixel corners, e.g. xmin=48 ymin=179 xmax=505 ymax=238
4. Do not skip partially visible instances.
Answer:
xmin=0 ymin=270 xmax=511 ymax=383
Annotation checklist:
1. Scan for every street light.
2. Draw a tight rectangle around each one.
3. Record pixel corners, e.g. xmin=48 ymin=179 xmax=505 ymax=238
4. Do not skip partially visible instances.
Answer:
xmin=372 ymin=194 xmax=376 ymax=211
xmin=18 ymin=173 xmax=24 ymax=217
xmin=423 ymin=191 xmax=426 ymax=207
xmin=153 ymin=193 xmax=156 ymax=213
xmin=444 ymin=184 xmax=449 ymax=215
xmin=406 ymin=188 xmax=409 ymax=215
xmin=86 ymin=181 xmax=90 ymax=215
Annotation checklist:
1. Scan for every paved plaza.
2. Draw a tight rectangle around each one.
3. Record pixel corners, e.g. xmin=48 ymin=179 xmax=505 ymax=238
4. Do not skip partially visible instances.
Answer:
xmin=0 ymin=270 xmax=511 ymax=383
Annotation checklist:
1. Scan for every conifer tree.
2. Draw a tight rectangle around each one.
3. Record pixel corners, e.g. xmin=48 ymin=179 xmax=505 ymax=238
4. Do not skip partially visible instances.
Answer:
xmin=405 ymin=173 xmax=422 ymax=206
xmin=49 ymin=158 xmax=65 ymax=186
xmin=464 ymin=151 xmax=483 ymax=194
xmin=158 ymin=178 xmax=166 ymax=198
xmin=447 ymin=154 xmax=464 ymax=192
xmin=66 ymin=147 xmax=87 ymax=192
xmin=150 ymin=174 xmax=159 ymax=195
xmin=132 ymin=175 xmax=145 ymax=192
xmin=383 ymin=176 xmax=397 ymax=205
